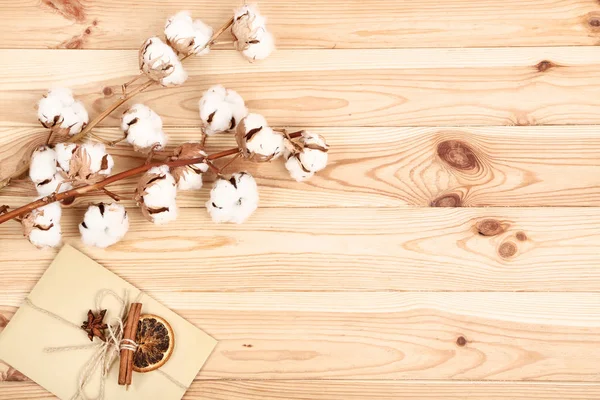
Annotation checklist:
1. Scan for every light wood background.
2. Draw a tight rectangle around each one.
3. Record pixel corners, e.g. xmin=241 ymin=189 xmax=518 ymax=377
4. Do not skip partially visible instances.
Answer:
xmin=1 ymin=0 xmax=600 ymax=399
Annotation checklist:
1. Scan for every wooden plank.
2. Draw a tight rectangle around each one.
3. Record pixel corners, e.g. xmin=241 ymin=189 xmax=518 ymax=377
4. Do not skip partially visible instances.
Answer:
xmin=3 ymin=207 xmax=600 ymax=293
xmin=2 ymin=48 xmax=600 ymax=128
xmin=1 ymin=292 xmax=599 ymax=380
xmin=2 ymin=381 xmax=600 ymax=400
xmin=1 ymin=0 xmax=600 ymax=49
xmin=3 ymin=125 xmax=600 ymax=208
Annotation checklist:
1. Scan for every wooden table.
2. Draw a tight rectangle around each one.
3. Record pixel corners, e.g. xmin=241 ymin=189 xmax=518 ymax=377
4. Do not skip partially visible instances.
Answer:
xmin=1 ymin=0 xmax=600 ymax=398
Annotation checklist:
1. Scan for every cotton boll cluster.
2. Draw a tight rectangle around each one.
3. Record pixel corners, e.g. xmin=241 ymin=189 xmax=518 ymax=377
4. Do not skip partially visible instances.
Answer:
xmin=20 ymin=201 xmax=62 ymax=249
xmin=54 ymin=142 xmax=114 ymax=185
xmin=29 ymin=145 xmax=73 ymax=196
xmin=236 ymin=113 xmax=284 ymax=162
xmin=37 ymin=88 xmax=89 ymax=136
xmin=231 ymin=5 xmax=275 ymax=62
xmin=284 ymin=131 xmax=329 ymax=182
xmin=79 ymin=202 xmax=129 ymax=248
xmin=139 ymin=37 xmax=188 ymax=87
xmin=121 ymin=104 xmax=167 ymax=152
xmin=169 ymin=142 xmax=209 ymax=190
xmin=199 ymin=85 xmax=248 ymax=136
xmin=134 ymin=165 xmax=178 ymax=224
xmin=206 ymin=172 xmax=258 ymax=223
xmin=165 ymin=11 xmax=213 ymax=56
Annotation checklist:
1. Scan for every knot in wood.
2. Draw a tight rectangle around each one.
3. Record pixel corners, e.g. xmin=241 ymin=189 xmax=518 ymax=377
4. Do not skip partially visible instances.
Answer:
xmin=535 ymin=60 xmax=555 ymax=72
xmin=498 ymin=241 xmax=517 ymax=259
xmin=456 ymin=336 xmax=467 ymax=347
xmin=430 ymin=193 xmax=462 ymax=208
xmin=516 ymin=231 xmax=528 ymax=241
xmin=437 ymin=140 xmax=479 ymax=172
xmin=476 ymin=219 xmax=504 ymax=236
xmin=103 ymin=86 xmax=114 ymax=96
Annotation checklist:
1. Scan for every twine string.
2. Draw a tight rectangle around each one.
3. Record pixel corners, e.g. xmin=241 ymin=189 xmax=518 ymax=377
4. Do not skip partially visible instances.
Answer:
xmin=23 ymin=290 xmax=187 ymax=399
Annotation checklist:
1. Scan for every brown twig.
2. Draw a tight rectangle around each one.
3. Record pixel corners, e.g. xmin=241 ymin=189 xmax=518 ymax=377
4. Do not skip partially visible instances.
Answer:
xmin=205 ymin=160 xmax=221 ymax=175
xmin=122 ymin=73 xmax=144 ymax=96
xmin=208 ymin=17 xmax=234 ymax=48
xmin=275 ymin=129 xmax=305 ymax=151
xmin=102 ymin=188 xmax=121 ymax=202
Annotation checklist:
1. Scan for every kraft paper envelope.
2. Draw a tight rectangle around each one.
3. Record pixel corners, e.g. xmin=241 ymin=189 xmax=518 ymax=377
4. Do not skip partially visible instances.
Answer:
xmin=0 ymin=245 xmax=217 ymax=400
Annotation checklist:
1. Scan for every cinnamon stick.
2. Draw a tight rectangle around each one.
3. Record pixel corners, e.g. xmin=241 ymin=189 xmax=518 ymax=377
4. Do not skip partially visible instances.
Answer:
xmin=118 ymin=302 xmax=142 ymax=386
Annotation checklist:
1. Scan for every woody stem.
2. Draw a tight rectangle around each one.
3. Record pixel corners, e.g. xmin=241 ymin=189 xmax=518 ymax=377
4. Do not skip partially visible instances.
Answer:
xmin=102 ymin=188 xmax=121 ymax=202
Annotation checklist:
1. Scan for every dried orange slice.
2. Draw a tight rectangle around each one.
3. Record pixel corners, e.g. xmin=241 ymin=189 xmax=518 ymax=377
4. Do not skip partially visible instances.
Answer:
xmin=133 ymin=314 xmax=175 ymax=373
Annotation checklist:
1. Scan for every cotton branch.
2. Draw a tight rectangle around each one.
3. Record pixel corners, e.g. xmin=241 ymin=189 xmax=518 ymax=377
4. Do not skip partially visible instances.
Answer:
xmin=0 ymin=129 xmax=304 ymax=225
xmin=0 ymin=17 xmax=235 ymax=191
xmin=0 ymin=150 xmax=223 ymax=225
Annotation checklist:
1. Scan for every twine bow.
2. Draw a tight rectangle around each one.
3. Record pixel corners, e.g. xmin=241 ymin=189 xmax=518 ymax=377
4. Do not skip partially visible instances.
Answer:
xmin=24 ymin=289 xmax=186 ymax=400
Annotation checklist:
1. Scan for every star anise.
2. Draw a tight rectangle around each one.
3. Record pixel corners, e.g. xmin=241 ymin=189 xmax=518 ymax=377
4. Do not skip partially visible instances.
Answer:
xmin=81 ymin=309 xmax=108 ymax=342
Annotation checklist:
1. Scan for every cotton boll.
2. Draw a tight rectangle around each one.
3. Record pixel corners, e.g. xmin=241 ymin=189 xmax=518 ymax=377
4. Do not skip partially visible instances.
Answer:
xmin=59 ymin=101 xmax=89 ymax=135
xmin=37 ymin=96 xmax=64 ymax=129
xmin=191 ymin=19 xmax=213 ymax=55
xmin=21 ymin=202 xmax=62 ymax=249
xmin=232 ymin=5 xmax=267 ymax=43
xmin=37 ymin=88 xmax=88 ymax=135
xmin=134 ymin=165 xmax=178 ymax=224
xmin=298 ymin=131 xmax=329 ymax=172
xmin=80 ymin=142 xmax=114 ymax=175
xmin=36 ymin=173 xmax=73 ymax=196
xmin=139 ymin=37 xmax=188 ymax=87
xmin=206 ymin=172 xmax=259 ymax=224
xmin=55 ymin=143 xmax=78 ymax=172
xmin=245 ymin=126 xmax=284 ymax=160
xmin=241 ymin=31 xmax=275 ymax=62
xmin=160 ymin=62 xmax=188 ymax=87
xmin=79 ymin=202 xmax=129 ymax=248
xmin=284 ymin=153 xmax=313 ymax=182
xmin=165 ymin=11 xmax=213 ymax=56
xmin=29 ymin=146 xmax=57 ymax=184
xmin=175 ymin=168 xmax=205 ymax=190
xmin=231 ymin=5 xmax=274 ymax=62
xmin=225 ymin=89 xmax=248 ymax=127
xmin=122 ymin=104 xmax=167 ymax=152
xmin=147 ymin=200 xmax=178 ymax=225
xmin=37 ymin=88 xmax=74 ymax=128
xmin=170 ymin=142 xmax=209 ymax=190
xmin=236 ymin=113 xmax=283 ymax=162
xmin=47 ymin=88 xmax=75 ymax=107
xmin=282 ymin=131 xmax=329 ymax=181
xmin=199 ymin=85 xmax=248 ymax=135
xmin=142 ymin=166 xmax=177 ymax=207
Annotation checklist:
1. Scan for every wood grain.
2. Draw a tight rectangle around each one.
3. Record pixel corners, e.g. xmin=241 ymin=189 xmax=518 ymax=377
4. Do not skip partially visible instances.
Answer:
xmin=2 ymin=207 xmax=600 ymax=293
xmin=1 ymin=0 xmax=600 ymax=49
xmin=2 ymin=1 xmax=600 ymax=397
xmin=2 ymin=380 xmax=600 ymax=400
xmin=3 ymin=125 xmax=600 ymax=208
xmin=1 ymin=291 xmax=599 ymax=381
xmin=2 ymin=48 xmax=600 ymax=128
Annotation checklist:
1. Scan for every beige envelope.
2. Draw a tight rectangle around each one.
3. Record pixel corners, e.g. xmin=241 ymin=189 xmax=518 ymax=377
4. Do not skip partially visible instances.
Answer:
xmin=0 ymin=245 xmax=217 ymax=400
